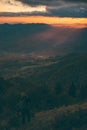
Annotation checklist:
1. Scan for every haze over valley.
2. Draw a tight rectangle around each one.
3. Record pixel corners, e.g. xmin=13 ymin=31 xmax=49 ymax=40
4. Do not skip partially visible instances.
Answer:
xmin=0 ymin=24 xmax=87 ymax=57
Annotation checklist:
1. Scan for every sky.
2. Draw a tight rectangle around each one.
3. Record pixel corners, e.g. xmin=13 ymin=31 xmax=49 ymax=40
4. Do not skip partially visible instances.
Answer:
xmin=0 ymin=0 xmax=87 ymax=27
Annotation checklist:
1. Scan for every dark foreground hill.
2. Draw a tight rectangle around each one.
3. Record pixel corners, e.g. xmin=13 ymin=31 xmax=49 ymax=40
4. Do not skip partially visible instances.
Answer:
xmin=0 ymin=53 xmax=87 ymax=130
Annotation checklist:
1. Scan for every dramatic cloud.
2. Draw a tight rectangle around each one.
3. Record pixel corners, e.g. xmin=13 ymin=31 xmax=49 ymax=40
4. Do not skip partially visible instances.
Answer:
xmin=0 ymin=0 xmax=46 ymax=13
xmin=0 ymin=0 xmax=87 ymax=17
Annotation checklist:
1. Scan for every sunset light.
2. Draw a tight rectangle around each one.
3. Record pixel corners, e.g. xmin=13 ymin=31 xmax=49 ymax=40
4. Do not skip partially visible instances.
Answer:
xmin=0 ymin=16 xmax=87 ymax=28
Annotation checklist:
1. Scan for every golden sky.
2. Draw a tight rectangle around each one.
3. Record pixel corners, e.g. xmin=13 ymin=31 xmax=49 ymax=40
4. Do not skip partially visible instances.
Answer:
xmin=0 ymin=16 xmax=87 ymax=28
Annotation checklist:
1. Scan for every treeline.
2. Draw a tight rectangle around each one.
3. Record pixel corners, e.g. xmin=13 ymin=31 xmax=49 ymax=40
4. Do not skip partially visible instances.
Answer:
xmin=0 ymin=77 xmax=87 ymax=110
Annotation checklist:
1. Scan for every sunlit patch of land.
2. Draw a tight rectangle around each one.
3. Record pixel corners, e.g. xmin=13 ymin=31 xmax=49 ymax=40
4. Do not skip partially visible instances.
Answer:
xmin=0 ymin=16 xmax=87 ymax=28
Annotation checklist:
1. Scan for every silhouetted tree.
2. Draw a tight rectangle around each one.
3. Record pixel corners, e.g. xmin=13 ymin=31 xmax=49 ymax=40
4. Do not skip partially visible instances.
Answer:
xmin=80 ymin=85 xmax=87 ymax=99
xmin=17 ymin=94 xmax=32 ymax=125
xmin=69 ymin=82 xmax=76 ymax=97
xmin=55 ymin=82 xmax=62 ymax=95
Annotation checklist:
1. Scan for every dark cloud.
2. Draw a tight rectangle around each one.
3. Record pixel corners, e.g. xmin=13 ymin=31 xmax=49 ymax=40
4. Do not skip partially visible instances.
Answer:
xmin=16 ymin=0 xmax=87 ymax=6
xmin=16 ymin=0 xmax=50 ymax=6
xmin=64 ymin=0 xmax=87 ymax=2
xmin=47 ymin=4 xmax=87 ymax=17
xmin=0 ymin=12 xmax=47 ymax=17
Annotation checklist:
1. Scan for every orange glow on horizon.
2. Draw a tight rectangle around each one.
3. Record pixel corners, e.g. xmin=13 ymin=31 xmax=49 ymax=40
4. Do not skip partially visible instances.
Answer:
xmin=0 ymin=16 xmax=87 ymax=28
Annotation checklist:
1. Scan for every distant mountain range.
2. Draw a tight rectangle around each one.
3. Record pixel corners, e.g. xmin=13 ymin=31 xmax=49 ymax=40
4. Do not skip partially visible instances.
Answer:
xmin=0 ymin=24 xmax=87 ymax=57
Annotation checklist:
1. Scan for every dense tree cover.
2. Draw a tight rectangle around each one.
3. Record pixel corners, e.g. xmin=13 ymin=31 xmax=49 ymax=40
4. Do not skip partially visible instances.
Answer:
xmin=0 ymin=54 xmax=87 ymax=129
